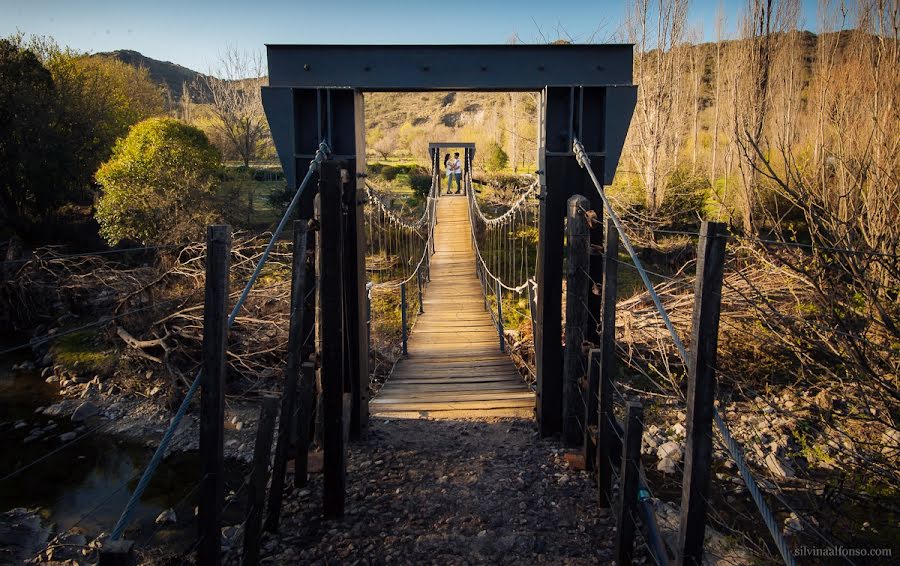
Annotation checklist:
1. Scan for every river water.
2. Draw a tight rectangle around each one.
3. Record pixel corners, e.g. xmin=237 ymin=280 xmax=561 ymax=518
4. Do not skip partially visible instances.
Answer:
xmin=0 ymin=338 xmax=247 ymax=558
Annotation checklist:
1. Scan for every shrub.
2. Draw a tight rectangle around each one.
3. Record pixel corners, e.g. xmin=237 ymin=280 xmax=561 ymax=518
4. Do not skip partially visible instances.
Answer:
xmin=659 ymin=169 xmax=709 ymax=229
xmin=95 ymin=117 xmax=222 ymax=245
xmin=408 ymin=173 xmax=432 ymax=199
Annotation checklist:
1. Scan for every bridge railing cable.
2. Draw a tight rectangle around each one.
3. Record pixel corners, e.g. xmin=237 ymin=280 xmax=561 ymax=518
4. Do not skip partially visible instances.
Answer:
xmin=573 ymin=137 xmax=796 ymax=566
xmin=108 ymin=141 xmax=331 ymax=541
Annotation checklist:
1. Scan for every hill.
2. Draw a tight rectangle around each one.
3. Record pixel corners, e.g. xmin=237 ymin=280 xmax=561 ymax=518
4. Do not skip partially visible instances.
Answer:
xmin=94 ymin=49 xmax=210 ymax=102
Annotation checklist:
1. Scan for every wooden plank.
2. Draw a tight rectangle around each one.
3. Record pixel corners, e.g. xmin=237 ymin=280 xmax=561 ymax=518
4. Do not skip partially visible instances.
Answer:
xmin=370 ymin=399 xmax=535 ymax=412
xmin=374 ymin=194 xmax=533 ymax=420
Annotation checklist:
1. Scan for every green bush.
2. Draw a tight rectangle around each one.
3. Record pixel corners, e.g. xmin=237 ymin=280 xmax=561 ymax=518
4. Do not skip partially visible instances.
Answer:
xmin=95 ymin=117 xmax=222 ymax=245
xmin=408 ymin=173 xmax=432 ymax=199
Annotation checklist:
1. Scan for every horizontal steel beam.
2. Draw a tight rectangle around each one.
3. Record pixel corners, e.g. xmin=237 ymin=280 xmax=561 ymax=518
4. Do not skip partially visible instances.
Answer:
xmin=266 ymin=44 xmax=634 ymax=90
xmin=428 ymin=142 xmax=476 ymax=149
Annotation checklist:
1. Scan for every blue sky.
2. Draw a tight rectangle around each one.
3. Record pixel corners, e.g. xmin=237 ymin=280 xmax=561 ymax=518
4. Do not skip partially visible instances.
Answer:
xmin=3 ymin=0 xmax=820 ymax=73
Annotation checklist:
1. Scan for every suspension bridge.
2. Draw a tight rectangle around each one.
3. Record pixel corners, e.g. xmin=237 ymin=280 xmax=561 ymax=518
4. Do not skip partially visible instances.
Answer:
xmin=6 ymin=43 xmax=882 ymax=566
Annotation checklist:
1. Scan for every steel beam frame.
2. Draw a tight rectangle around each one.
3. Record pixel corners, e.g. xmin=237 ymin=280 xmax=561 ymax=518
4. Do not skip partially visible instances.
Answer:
xmin=262 ymin=45 xmax=636 ymax=442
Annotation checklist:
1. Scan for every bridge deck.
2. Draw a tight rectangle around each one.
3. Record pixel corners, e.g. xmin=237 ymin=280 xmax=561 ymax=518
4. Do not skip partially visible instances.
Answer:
xmin=371 ymin=194 xmax=535 ymax=419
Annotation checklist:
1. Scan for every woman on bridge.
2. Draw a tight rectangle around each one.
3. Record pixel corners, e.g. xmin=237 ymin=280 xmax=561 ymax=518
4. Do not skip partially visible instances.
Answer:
xmin=444 ymin=153 xmax=453 ymax=194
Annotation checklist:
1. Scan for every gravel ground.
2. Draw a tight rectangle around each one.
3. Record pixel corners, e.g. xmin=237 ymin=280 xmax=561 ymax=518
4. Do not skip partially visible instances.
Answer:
xmin=231 ymin=417 xmax=645 ymax=565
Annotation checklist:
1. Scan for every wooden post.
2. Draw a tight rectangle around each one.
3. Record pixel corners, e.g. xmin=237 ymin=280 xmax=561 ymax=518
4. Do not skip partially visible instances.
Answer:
xmin=417 ymin=270 xmax=425 ymax=314
xmin=597 ymin=219 xmax=619 ymax=507
xmin=495 ymin=279 xmax=504 ymax=352
xmin=527 ymin=281 xmax=539 ymax=353
xmin=242 ymin=397 xmax=278 ymax=566
xmin=265 ymin=220 xmax=308 ymax=532
xmin=365 ymin=284 xmax=372 ymax=359
xmin=199 ymin=225 xmax=230 ymax=566
xmin=319 ymin=160 xmax=346 ymax=520
xmin=562 ymin=195 xmax=590 ymax=447
xmin=677 ymin=221 xmax=727 ymax=566
xmin=400 ymin=282 xmax=408 ymax=356
xmin=98 ymin=540 xmax=135 ymax=566
xmin=615 ymin=402 xmax=644 ymax=566
xmin=294 ymin=362 xmax=315 ymax=489
xmin=584 ymin=348 xmax=600 ymax=472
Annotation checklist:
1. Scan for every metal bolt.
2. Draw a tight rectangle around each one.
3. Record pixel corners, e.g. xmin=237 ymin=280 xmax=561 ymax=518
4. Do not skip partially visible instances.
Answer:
xmin=303 ymin=64 xmax=310 ymax=71
xmin=538 ymin=65 xmax=545 ymax=71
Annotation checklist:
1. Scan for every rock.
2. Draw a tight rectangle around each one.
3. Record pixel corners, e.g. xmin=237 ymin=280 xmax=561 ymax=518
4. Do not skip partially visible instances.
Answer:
xmin=0 ymin=508 xmax=50 ymax=562
xmin=59 ymin=432 xmax=77 ymax=442
xmin=44 ymin=375 xmax=59 ymax=384
xmin=148 ymin=386 xmax=162 ymax=396
xmin=657 ymin=441 xmax=682 ymax=462
xmin=764 ymin=453 xmax=795 ymax=478
xmin=235 ymin=421 xmax=244 ymax=431
xmin=155 ymin=508 xmax=177 ymax=525
xmin=19 ymin=361 xmax=35 ymax=371
xmin=13 ymin=421 xmax=26 ymax=430
xmin=672 ymin=423 xmax=686 ymax=438
xmin=71 ymin=401 xmax=99 ymax=422
xmin=656 ymin=456 xmax=677 ymax=474
xmin=41 ymin=353 xmax=54 ymax=366
xmin=783 ymin=513 xmax=803 ymax=536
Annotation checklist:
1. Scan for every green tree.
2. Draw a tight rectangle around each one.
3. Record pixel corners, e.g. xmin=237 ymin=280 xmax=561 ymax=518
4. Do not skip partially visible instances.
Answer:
xmin=485 ymin=141 xmax=509 ymax=172
xmin=0 ymin=38 xmax=65 ymax=230
xmin=95 ymin=118 xmax=222 ymax=245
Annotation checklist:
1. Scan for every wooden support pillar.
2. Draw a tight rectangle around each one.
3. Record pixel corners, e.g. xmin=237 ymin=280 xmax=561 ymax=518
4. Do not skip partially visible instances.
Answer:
xmin=243 ymin=397 xmax=278 ymax=566
xmin=294 ymin=361 xmax=315 ymax=489
xmin=563 ymin=194 xmax=590 ymax=447
xmin=400 ymin=282 xmax=408 ymax=356
xmin=615 ymin=402 xmax=644 ymax=566
xmin=677 ymin=221 xmax=727 ymax=566
xmin=597 ymin=219 xmax=619 ymax=507
xmin=266 ymin=220 xmax=308 ymax=532
xmin=318 ymin=160 xmax=346 ymax=520
xmin=584 ymin=348 xmax=600 ymax=472
xmin=199 ymin=224 xmax=230 ymax=566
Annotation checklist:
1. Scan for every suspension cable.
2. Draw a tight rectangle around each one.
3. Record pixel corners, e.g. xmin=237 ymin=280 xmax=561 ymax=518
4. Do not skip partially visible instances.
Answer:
xmin=109 ymin=141 xmax=331 ymax=541
xmin=573 ymin=137 xmax=796 ymax=566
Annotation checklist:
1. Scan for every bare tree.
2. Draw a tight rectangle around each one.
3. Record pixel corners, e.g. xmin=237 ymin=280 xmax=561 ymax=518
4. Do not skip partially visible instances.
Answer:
xmin=201 ymin=46 xmax=269 ymax=167
xmin=626 ymin=0 xmax=690 ymax=215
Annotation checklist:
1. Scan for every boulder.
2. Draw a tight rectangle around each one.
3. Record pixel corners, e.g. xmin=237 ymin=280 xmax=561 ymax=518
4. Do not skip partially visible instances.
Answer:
xmin=59 ymin=432 xmax=77 ymax=443
xmin=657 ymin=441 xmax=682 ymax=462
xmin=657 ymin=456 xmax=677 ymax=474
xmin=71 ymin=401 xmax=99 ymax=422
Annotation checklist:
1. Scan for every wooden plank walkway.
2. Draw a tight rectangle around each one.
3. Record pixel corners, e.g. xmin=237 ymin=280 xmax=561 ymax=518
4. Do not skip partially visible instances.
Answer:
xmin=371 ymin=194 xmax=535 ymax=419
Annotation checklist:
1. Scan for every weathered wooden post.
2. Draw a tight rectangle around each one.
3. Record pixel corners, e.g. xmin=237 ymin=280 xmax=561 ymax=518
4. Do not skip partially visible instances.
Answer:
xmin=400 ymin=282 xmax=408 ymax=356
xmin=319 ymin=160 xmax=347 ymax=520
xmin=417 ymin=270 xmax=425 ymax=314
xmin=495 ymin=279 xmax=504 ymax=352
xmin=294 ymin=361 xmax=315 ymax=489
xmin=265 ymin=220 xmax=309 ymax=532
xmin=677 ymin=221 xmax=727 ymax=566
xmin=562 ymin=195 xmax=590 ymax=447
xmin=242 ymin=397 xmax=278 ymax=566
xmin=199 ymin=225 xmax=230 ymax=566
xmin=615 ymin=402 xmax=644 ymax=565
xmin=584 ymin=348 xmax=600 ymax=472
xmin=597 ymin=219 xmax=619 ymax=507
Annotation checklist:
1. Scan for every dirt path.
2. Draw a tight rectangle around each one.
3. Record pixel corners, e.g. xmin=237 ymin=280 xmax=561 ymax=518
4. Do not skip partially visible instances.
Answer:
xmin=244 ymin=417 xmax=633 ymax=565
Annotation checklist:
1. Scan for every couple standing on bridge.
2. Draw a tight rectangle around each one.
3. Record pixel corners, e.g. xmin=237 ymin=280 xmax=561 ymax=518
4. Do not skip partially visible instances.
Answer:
xmin=443 ymin=152 xmax=463 ymax=194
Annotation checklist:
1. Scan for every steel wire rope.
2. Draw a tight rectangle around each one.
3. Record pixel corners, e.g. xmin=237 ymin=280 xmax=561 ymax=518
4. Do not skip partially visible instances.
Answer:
xmin=574 ymin=138 xmax=797 ymax=566
xmin=109 ymin=142 xmax=330 ymax=541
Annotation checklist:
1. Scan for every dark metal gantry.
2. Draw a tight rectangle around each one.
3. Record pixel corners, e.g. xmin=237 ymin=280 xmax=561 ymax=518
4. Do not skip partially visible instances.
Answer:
xmin=261 ymin=44 xmax=636 ymax=454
